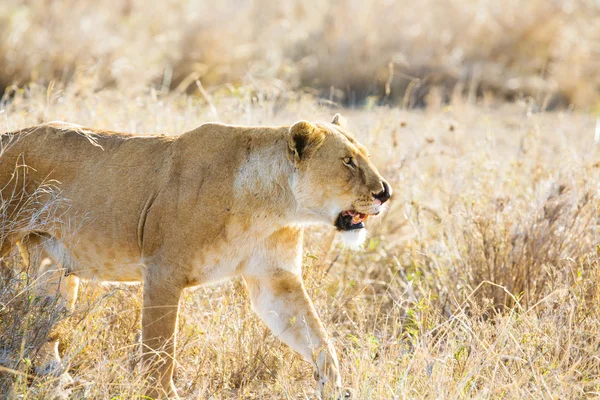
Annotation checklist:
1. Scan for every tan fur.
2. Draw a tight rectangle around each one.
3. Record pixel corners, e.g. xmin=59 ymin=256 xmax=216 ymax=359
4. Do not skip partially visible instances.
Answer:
xmin=0 ymin=117 xmax=390 ymax=398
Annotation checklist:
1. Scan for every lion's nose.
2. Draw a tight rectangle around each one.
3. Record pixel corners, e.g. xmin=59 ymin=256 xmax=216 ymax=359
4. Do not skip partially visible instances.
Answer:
xmin=372 ymin=181 xmax=392 ymax=204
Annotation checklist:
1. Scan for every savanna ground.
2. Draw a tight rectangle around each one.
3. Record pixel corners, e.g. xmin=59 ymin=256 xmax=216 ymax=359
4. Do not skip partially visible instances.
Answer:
xmin=1 ymin=1 xmax=600 ymax=399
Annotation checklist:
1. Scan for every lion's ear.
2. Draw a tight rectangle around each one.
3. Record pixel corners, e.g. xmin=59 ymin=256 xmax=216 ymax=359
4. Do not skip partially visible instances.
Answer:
xmin=331 ymin=113 xmax=346 ymax=127
xmin=288 ymin=121 xmax=325 ymax=163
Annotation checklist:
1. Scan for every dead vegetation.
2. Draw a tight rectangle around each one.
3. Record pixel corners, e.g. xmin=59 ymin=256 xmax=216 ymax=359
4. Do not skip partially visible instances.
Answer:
xmin=1 ymin=0 xmax=599 ymax=108
xmin=1 ymin=1 xmax=600 ymax=398
xmin=0 ymin=84 xmax=599 ymax=398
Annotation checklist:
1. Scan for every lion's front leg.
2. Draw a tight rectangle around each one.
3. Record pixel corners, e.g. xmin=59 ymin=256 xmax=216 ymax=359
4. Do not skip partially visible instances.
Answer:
xmin=141 ymin=271 xmax=183 ymax=399
xmin=244 ymin=272 xmax=342 ymax=397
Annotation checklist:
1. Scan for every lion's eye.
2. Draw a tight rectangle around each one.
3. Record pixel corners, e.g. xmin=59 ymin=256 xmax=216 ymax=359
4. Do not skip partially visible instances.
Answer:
xmin=342 ymin=157 xmax=356 ymax=168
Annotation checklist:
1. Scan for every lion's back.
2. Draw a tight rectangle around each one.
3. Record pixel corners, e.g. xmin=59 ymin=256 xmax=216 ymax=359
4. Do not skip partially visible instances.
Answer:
xmin=0 ymin=125 xmax=175 ymax=247
xmin=2 ymin=125 xmax=166 ymax=194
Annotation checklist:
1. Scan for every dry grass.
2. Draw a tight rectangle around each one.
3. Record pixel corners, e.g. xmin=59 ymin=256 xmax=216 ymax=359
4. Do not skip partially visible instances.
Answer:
xmin=1 ymin=82 xmax=599 ymax=399
xmin=1 ymin=1 xmax=600 ymax=398
xmin=1 ymin=0 xmax=599 ymax=108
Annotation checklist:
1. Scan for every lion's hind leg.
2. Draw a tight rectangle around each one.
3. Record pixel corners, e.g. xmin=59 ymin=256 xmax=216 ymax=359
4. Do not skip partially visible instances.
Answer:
xmin=0 ymin=234 xmax=20 ymax=283
xmin=19 ymin=234 xmax=80 ymax=378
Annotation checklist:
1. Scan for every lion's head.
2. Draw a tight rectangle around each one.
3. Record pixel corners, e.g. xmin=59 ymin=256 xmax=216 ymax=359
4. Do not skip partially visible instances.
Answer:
xmin=288 ymin=114 xmax=392 ymax=247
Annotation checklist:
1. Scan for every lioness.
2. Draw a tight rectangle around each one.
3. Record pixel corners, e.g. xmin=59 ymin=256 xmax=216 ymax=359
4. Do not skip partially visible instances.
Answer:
xmin=0 ymin=115 xmax=391 ymax=398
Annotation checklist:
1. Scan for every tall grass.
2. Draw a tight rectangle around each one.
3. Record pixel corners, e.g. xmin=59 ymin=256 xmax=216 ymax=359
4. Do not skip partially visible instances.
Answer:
xmin=1 ymin=0 xmax=599 ymax=108
xmin=0 ymin=82 xmax=599 ymax=397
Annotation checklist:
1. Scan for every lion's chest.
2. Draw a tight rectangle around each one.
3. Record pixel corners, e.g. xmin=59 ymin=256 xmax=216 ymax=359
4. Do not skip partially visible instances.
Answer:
xmin=187 ymin=222 xmax=275 ymax=285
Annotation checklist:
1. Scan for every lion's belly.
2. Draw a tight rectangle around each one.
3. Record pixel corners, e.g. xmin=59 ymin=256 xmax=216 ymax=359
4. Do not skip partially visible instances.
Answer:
xmin=44 ymin=237 xmax=144 ymax=282
xmin=74 ymin=258 xmax=145 ymax=282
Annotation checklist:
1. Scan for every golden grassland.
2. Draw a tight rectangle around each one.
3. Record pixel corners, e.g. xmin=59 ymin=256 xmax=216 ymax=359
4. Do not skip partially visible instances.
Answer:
xmin=1 ymin=83 xmax=600 ymax=399
xmin=1 ymin=0 xmax=599 ymax=109
xmin=1 ymin=0 xmax=600 ymax=398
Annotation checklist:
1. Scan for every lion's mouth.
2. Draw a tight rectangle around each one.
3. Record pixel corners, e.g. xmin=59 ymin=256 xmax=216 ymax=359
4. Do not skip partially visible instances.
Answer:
xmin=335 ymin=210 xmax=373 ymax=231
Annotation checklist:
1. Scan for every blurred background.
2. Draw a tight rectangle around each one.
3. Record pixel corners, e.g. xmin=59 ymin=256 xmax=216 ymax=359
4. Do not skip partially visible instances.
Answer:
xmin=1 ymin=0 xmax=599 ymax=110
